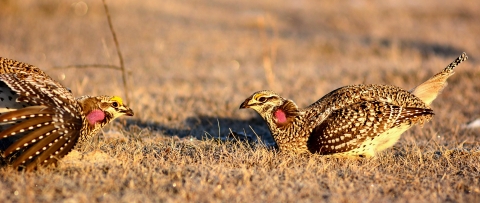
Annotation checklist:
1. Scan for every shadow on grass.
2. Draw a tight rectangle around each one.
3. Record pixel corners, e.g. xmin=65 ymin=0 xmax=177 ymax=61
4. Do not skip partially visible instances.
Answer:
xmin=362 ymin=36 xmax=465 ymax=58
xmin=124 ymin=115 xmax=276 ymax=147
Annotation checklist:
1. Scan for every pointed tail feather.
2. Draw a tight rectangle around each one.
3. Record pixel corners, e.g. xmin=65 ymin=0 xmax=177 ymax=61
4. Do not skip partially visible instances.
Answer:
xmin=410 ymin=52 xmax=468 ymax=105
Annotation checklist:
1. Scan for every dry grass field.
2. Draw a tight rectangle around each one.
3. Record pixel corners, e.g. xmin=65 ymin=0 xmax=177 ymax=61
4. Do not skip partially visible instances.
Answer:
xmin=0 ymin=0 xmax=479 ymax=202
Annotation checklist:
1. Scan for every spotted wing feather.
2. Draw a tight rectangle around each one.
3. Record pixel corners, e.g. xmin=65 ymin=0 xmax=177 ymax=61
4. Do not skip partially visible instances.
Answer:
xmin=0 ymin=57 xmax=49 ymax=76
xmin=0 ymin=72 xmax=83 ymax=170
xmin=307 ymin=101 xmax=433 ymax=155
xmin=3 ymin=124 xmax=56 ymax=156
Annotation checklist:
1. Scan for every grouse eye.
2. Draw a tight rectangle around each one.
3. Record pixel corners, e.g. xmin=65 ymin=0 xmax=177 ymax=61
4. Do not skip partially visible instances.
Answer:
xmin=258 ymin=97 xmax=267 ymax=102
xmin=112 ymin=102 xmax=119 ymax=108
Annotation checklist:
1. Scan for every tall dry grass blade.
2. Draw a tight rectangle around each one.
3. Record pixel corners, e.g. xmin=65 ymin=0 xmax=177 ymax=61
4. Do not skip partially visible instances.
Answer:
xmin=102 ymin=0 xmax=130 ymax=105
xmin=52 ymin=0 xmax=132 ymax=105
xmin=257 ymin=14 xmax=279 ymax=91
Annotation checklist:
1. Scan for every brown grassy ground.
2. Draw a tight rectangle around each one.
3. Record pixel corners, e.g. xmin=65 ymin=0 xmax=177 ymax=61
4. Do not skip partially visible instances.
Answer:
xmin=0 ymin=0 xmax=479 ymax=202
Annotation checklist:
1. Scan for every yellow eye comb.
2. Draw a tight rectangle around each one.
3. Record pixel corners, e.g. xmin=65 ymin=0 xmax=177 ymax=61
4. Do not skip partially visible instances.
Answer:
xmin=111 ymin=96 xmax=124 ymax=105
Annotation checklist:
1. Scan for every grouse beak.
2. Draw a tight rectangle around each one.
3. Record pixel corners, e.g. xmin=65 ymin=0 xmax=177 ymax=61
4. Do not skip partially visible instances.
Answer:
xmin=239 ymin=99 xmax=251 ymax=109
xmin=122 ymin=107 xmax=135 ymax=116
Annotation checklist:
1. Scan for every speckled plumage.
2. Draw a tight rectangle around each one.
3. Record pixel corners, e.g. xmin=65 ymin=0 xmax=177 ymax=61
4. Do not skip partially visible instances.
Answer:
xmin=240 ymin=53 xmax=468 ymax=157
xmin=0 ymin=57 xmax=134 ymax=170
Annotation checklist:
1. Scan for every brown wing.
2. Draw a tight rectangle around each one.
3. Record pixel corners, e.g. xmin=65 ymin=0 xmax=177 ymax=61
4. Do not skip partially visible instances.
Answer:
xmin=0 ymin=57 xmax=51 ymax=76
xmin=0 ymin=71 xmax=84 ymax=171
xmin=306 ymin=101 xmax=433 ymax=155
